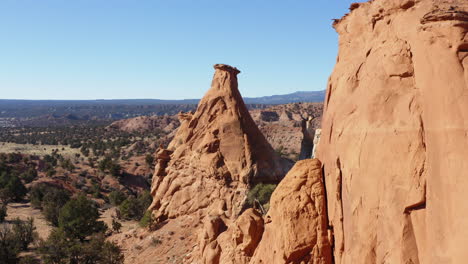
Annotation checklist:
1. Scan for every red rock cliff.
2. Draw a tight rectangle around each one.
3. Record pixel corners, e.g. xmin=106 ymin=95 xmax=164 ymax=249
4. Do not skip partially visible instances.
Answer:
xmin=317 ymin=0 xmax=468 ymax=263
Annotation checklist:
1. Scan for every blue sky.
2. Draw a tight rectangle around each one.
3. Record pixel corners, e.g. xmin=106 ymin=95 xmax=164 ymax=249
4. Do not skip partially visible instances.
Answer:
xmin=0 ymin=0 xmax=358 ymax=100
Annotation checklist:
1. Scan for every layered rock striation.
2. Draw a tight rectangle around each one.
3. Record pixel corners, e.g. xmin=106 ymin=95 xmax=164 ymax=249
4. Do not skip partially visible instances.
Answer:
xmin=317 ymin=0 xmax=468 ymax=263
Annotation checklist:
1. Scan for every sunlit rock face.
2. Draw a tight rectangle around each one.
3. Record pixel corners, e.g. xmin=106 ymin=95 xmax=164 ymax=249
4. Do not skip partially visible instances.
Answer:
xmin=149 ymin=63 xmax=291 ymax=226
xmin=317 ymin=0 xmax=468 ymax=263
xmin=250 ymin=159 xmax=332 ymax=264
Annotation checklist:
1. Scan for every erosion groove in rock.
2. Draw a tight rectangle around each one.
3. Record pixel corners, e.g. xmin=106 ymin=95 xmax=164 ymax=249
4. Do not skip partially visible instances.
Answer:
xmin=317 ymin=0 xmax=468 ymax=263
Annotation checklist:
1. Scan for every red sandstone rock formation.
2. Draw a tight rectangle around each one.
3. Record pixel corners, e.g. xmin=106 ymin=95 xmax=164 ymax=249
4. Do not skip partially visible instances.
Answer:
xmin=250 ymin=103 xmax=323 ymax=159
xmin=208 ymin=159 xmax=332 ymax=264
xmin=149 ymin=63 xmax=291 ymax=226
xmin=249 ymin=159 xmax=332 ymax=264
xmin=108 ymin=115 xmax=180 ymax=133
xmin=199 ymin=208 xmax=264 ymax=264
xmin=317 ymin=0 xmax=468 ymax=263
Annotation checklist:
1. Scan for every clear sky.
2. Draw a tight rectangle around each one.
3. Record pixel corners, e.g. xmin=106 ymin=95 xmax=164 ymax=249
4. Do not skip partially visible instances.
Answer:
xmin=0 ymin=0 xmax=358 ymax=100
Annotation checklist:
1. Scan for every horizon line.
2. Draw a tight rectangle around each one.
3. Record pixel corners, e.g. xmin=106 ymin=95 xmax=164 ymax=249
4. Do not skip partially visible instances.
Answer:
xmin=0 ymin=90 xmax=326 ymax=101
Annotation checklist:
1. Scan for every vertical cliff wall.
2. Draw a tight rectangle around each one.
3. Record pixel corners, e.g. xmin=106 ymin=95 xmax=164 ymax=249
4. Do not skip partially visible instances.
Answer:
xmin=317 ymin=0 xmax=468 ymax=263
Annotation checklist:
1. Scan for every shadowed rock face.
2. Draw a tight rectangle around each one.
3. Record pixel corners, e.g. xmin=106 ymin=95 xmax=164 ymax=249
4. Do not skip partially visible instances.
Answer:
xmin=149 ymin=64 xmax=291 ymax=223
xmin=299 ymin=117 xmax=316 ymax=160
xmin=317 ymin=0 xmax=468 ymax=263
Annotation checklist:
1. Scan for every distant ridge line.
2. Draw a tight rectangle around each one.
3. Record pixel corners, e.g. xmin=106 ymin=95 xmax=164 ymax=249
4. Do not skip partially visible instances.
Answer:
xmin=0 ymin=90 xmax=325 ymax=105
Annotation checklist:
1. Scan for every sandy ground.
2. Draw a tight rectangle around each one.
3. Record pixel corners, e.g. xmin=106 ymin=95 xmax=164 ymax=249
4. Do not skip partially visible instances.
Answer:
xmin=100 ymin=207 xmax=140 ymax=234
xmin=6 ymin=202 xmax=53 ymax=240
xmin=108 ymin=214 xmax=200 ymax=264
xmin=0 ymin=142 xmax=80 ymax=158
xmin=6 ymin=202 xmax=138 ymax=240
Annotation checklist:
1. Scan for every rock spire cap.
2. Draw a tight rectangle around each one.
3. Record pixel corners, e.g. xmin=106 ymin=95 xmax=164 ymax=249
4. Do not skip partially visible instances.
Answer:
xmin=213 ymin=64 xmax=241 ymax=75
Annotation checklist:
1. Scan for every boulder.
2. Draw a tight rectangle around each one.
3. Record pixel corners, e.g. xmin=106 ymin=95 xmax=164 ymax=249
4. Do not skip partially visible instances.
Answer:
xmin=250 ymin=159 xmax=332 ymax=264
xmin=203 ymin=209 xmax=264 ymax=264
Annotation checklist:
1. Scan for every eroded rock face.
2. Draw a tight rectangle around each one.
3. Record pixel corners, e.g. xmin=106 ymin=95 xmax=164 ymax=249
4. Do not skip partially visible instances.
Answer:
xmin=250 ymin=103 xmax=323 ymax=160
xmin=149 ymin=63 xmax=291 ymax=224
xmin=204 ymin=209 xmax=265 ymax=264
xmin=108 ymin=115 xmax=180 ymax=134
xmin=311 ymin=129 xmax=321 ymax=158
xmin=249 ymin=159 xmax=332 ymax=264
xmin=317 ymin=0 xmax=468 ymax=263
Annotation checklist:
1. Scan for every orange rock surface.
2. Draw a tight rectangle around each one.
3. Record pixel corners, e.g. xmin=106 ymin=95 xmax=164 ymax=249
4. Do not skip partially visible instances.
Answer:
xmin=149 ymin=64 xmax=291 ymax=223
xmin=250 ymin=159 xmax=332 ymax=264
xmin=317 ymin=0 xmax=468 ymax=263
xmin=199 ymin=208 xmax=264 ymax=264
xmin=142 ymin=64 xmax=292 ymax=263
xmin=206 ymin=159 xmax=332 ymax=264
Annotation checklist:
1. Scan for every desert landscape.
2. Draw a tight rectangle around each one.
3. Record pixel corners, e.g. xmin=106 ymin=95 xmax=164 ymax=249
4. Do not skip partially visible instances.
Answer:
xmin=1 ymin=0 xmax=468 ymax=263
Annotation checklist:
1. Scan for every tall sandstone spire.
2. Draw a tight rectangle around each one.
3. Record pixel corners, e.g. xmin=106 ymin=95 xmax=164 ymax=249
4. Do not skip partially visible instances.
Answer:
xmin=149 ymin=64 xmax=291 ymax=223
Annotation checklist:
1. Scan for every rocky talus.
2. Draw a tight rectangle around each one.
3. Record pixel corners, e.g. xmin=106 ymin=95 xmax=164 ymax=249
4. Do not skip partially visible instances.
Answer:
xmin=317 ymin=0 xmax=468 ymax=263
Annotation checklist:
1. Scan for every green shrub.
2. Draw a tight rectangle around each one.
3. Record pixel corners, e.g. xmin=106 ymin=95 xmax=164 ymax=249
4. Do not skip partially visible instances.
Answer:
xmin=97 ymin=237 xmax=125 ymax=264
xmin=137 ymin=191 xmax=152 ymax=213
xmin=98 ymin=157 xmax=121 ymax=177
xmin=109 ymin=191 xmax=126 ymax=206
xmin=12 ymin=217 xmax=38 ymax=250
xmin=145 ymin=154 xmax=154 ymax=167
xmin=139 ymin=210 xmax=152 ymax=228
xmin=150 ymin=237 xmax=162 ymax=247
xmin=7 ymin=176 xmax=27 ymax=201
xmin=91 ymin=183 xmax=101 ymax=199
xmin=0 ymin=226 xmax=21 ymax=264
xmin=58 ymin=195 xmax=107 ymax=241
xmin=60 ymin=159 xmax=75 ymax=172
xmin=30 ymin=184 xmax=71 ymax=226
xmin=0 ymin=218 xmax=38 ymax=263
xmin=0 ymin=172 xmax=27 ymax=202
xmin=109 ymin=163 xmax=122 ymax=177
xmin=112 ymin=219 xmax=122 ymax=233
xmin=20 ymin=168 xmax=38 ymax=184
xmin=38 ymin=229 xmax=70 ymax=264
xmin=247 ymin=183 xmax=277 ymax=211
xmin=29 ymin=184 xmax=48 ymax=208
xmin=39 ymin=231 xmax=124 ymax=264
xmin=0 ymin=205 xmax=7 ymax=223
xmin=118 ymin=191 xmax=152 ymax=221
xmin=19 ymin=255 xmax=40 ymax=264
xmin=42 ymin=189 xmax=71 ymax=226
xmin=118 ymin=197 xmax=139 ymax=220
